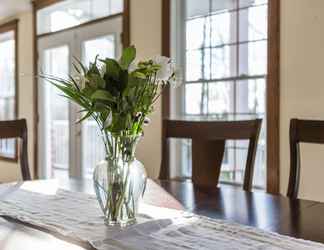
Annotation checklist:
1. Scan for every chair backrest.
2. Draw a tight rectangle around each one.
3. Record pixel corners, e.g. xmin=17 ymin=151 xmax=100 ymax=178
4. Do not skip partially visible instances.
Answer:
xmin=0 ymin=119 xmax=31 ymax=180
xmin=160 ymin=119 xmax=262 ymax=191
xmin=288 ymin=119 xmax=324 ymax=199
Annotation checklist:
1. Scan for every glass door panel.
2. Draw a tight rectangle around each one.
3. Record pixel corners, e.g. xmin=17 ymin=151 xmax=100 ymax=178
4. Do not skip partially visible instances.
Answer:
xmin=41 ymin=46 xmax=70 ymax=179
xmin=81 ymin=35 xmax=116 ymax=178
xmin=82 ymin=35 xmax=115 ymax=64
xmin=38 ymin=16 xmax=122 ymax=179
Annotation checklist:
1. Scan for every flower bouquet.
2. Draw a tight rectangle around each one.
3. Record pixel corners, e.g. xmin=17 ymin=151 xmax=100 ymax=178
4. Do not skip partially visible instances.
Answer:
xmin=43 ymin=46 xmax=177 ymax=226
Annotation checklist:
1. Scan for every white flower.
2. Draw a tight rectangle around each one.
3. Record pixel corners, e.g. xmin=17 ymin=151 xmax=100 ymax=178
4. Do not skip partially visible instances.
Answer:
xmin=152 ymin=56 xmax=174 ymax=81
xmin=104 ymin=112 xmax=112 ymax=128
xmin=128 ymin=61 xmax=137 ymax=73
xmin=74 ymin=73 xmax=88 ymax=90
xmin=170 ymin=66 xmax=183 ymax=88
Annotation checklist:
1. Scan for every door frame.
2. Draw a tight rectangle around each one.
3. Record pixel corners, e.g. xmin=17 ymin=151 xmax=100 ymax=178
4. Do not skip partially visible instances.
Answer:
xmin=32 ymin=0 xmax=131 ymax=179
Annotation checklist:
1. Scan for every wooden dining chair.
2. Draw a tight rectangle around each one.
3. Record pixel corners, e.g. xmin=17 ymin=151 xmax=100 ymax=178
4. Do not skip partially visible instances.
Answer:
xmin=0 ymin=119 xmax=31 ymax=180
xmin=287 ymin=119 xmax=324 ymax=199
xmin=159 ymin=119 xmax=262 ymax=191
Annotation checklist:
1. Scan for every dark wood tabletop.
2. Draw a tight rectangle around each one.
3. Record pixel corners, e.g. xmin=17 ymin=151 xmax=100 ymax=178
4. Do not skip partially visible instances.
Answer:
xmin=157 ymin=180 xmax=324 ymax=243
xmin=1 ymin=178 xmax=324 ymax=250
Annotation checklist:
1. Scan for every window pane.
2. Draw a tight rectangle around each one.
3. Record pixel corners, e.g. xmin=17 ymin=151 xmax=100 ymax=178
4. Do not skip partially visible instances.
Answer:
xmin=239 ymin=5 xmax=268 ymax=42
xmin=187 ymin=0 xmax=237 ymax=19
xmin=0 ymin=30 xmax=16 ymax=158
xmin=212 ymin=0 xmax=237 ymax=13
xmin=82 ymin=120 xmax=106 ymax=178
xmin=230 ymin=113 xmax=266 ymax=188
xmin=239 ymin=41 xmax=267 ymax=76
xmin=186 ymin=50 xmax=202 ymax=81
xmin=37 ymin=0 xmax=123 ymax=34
xmin=235 ymin=112 xmax=266 ymax=191
xmin=186 ymin=0 xmax=210 ymax=19
xmin=211 ymin=45 xmax=237 ymax=79
xmin=181 ymin=139 xmax=192 ymax=178
xmin=186 ymin=17 xmax=209 ymax=50
xmin=234 ymin=148 xmax=248 ymax=183
xmin=253 ymin=142 xmax=266 ymax=187
xmin=236 ymin=78 xmax=265 ymax=113
xmin=185 ymin=83 xmax=203 ymax=115
xmin=82 ymin=35 xmax=115 ymax=65
xmin=254 ymin=116 xmax=266 ymax=188
xmin=0 ymin=98 xmax=15 ymax=120
xmin=175 ymin=0 xmax=268 ymax=188
xmin=220 ymin=147 xmax=235 ymax=182
xmin=236 ymin=139 xmax=249 ymax=149
xmin=43 ymin=46 xmax=70 ymax=179
xmin=0 ymin=139 xmax=15 ymax=158
xmin=110 ymin=0 xmax=123 ymax=14
xmin=0 ymin=31 xmax=15 ymax=116
xmin=210 ymin=11 xmax=237 ymax=46
xmin=239 ymin=0 xmax=267 ymax=8
xmin=208 ymin=81 xmax=234 ymax=114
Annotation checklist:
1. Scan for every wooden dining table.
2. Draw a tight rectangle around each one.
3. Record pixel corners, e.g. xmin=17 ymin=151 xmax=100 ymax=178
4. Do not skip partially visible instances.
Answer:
xmin=0 ymin=178 xmax=324 ymax=250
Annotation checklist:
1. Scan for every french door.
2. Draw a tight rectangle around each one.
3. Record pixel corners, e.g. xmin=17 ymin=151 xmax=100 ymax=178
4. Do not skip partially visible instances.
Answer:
xmin=38 ymin=17 xmax=122 ymax=179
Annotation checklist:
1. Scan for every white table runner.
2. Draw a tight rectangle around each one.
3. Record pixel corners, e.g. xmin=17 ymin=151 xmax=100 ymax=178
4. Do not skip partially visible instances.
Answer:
xmin=0 ymin=181 xmax=323 ymax=250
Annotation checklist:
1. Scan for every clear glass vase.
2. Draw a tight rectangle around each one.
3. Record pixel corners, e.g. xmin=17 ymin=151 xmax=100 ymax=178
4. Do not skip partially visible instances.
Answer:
xmin=93 ymin=133 xmax=147 ymax=227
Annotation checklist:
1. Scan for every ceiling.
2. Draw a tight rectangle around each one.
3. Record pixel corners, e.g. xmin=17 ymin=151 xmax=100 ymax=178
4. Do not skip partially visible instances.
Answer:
xmin=0 ymin=0 xmax=32 ymax=20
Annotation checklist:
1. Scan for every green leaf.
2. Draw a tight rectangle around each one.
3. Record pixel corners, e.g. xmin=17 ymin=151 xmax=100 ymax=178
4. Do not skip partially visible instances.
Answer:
xmin=119 ymin=70 xmax=128 ymax=93
xmin=68 ymin=75 xmax=80 ymax=91
xmin=131 ymin=71 xmax=146 ymax=79
xmin=100 ymin=110 xmax=109 ymax=123
xmin=87 ymin=73 xmax=105 ymax=88
xmin=119 ymin=46 xmax=136 ymax=70
xmin=100 ymin=58 xmax=121 ymax=81
xmin=109 ymin=114 xmax=127 ymax=132
xmin=81 ymin=86 xmax=96 ymax=98
xmin=126 ymin=113 xmax=132 ymax=129
xmin=73 ymin=56 xmax=87 ymax=75
xmin=91 ymin=90 xmax=115 ymax=102
xmin=72 ymin=62 xmax=81 ymax=74
xmin=40 ymin=74 xmax=71 ymax=87
xmin=77 ymin=111 xmax=93 ymax=123
xmin=87 ymin=58 xmax=100 ymax=75
xmin=93 ymin=103 xmax=108 ymax=112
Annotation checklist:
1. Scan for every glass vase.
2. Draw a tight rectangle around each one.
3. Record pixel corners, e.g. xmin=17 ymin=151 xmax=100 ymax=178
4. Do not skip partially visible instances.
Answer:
xmin=93 ymin=133 xmax=147 ymax=227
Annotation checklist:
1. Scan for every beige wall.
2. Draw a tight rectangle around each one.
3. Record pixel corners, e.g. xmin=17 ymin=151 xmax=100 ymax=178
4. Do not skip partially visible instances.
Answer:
xmin=0 ymin=11 xmax=34 ymax=182
xmin=130 ymin=0 xmax=162 ymax=178
xmin=280 ymin=0 xmax=324 ymax=201
xmin=1 ymin=0 xmax=324 ymax=202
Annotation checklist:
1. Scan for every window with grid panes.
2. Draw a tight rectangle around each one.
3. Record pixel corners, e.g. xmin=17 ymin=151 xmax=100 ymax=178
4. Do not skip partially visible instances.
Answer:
xmin=172 ymin=0 xmax=267 ymax=188
xmin=0 ymin=27 xmax=17 ymax=160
